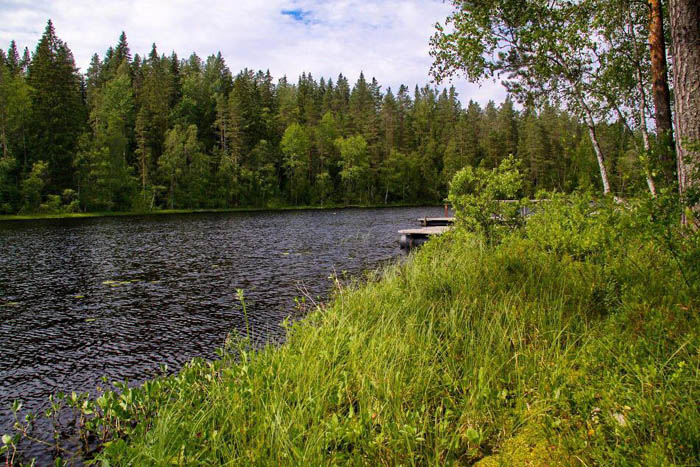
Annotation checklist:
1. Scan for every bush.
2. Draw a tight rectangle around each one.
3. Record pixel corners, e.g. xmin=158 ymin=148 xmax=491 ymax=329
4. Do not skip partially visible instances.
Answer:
xmin=523 ymin=192 xmax=621 ymax=261
xmin=20 ymin=161 xmax=48 ymax=213
xmin=40 ymin=194 xmax=63 ymax=213
xmin=448 ymin=156 xmax=524 ymax=241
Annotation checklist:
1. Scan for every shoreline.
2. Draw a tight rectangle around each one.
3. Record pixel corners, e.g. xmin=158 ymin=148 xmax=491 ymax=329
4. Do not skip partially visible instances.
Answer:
xmin=4 ymin=197 xmax=696 ymax=465
xmin=0 ymin=202 xmax=443 ymax=222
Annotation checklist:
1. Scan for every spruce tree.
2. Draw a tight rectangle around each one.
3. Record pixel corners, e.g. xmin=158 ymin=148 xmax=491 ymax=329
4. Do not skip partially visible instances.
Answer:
xmin=27 ymin=20 xmax=85 ymax=192
xmin=6 ymin=41 xmax=20 ymax=76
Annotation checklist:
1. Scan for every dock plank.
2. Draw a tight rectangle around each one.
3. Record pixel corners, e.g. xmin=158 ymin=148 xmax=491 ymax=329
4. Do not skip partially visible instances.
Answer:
xmin=398 ymin=226 xmax=451 ymax=236
xmin=417 ymin=217 xmax=455 ymax=226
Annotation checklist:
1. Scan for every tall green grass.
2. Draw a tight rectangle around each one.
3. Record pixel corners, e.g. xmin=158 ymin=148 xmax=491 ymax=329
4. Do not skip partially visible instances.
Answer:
xmin=78 ymin=195 xmax=697 ymax=465
xmin=5 ymin=195 xmax=698 ymax=465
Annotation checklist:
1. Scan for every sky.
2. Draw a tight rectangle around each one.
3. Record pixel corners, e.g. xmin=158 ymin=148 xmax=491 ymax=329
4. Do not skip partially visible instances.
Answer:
xmin=0 ymin=0 xmax=507 ymax=106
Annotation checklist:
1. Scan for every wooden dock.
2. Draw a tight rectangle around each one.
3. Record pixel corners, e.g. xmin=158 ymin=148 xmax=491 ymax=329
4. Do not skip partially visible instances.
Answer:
xmin=399 ymin=200 xmax=545 ymax=249
xmin=399 ymin=226 xmax=451 ymax=249
xmin=417 ymin=217 xmax=455 ymax=226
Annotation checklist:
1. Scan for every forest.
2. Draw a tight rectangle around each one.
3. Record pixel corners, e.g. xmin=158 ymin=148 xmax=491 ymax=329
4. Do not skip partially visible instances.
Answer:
xmin=0 ymin=21 xmax=654 ymax=215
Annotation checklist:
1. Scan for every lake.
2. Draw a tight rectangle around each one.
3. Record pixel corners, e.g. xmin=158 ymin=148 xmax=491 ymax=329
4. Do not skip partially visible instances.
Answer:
xmin=0 ymin=206 xmax=446 ymax=439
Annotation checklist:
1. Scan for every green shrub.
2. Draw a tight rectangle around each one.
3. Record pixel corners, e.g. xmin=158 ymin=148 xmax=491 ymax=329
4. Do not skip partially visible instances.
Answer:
xmin=41 ymin=194 xmax=62 ymax=213
xmin=20 ymin=161 xmax=48 ymax=213
xmin=448 ymin=156 xmax=524 ymax=241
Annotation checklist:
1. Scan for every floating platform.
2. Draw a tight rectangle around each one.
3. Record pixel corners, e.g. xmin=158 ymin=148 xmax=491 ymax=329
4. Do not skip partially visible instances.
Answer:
xmin=399 ymin=226 xmax=451 ymax=249
xmin=417 ymin=217 xmax=455 ymax=226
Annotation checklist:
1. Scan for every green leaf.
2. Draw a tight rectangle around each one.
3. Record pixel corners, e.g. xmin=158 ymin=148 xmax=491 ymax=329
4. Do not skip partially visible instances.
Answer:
xmin=11 ymin=400 xmax=21 ymax=412
xmin=465 ymin=427 xmax=481 ymax=444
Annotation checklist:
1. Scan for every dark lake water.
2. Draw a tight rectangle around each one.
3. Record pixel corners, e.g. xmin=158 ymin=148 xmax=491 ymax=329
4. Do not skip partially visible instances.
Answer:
xmin=0 ymin=206 xmax=446 ymax=441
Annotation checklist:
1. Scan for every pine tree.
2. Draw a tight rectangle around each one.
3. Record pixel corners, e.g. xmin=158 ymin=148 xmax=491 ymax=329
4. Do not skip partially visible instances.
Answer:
xmin=380 ymin=88 xmax=398 ymax=158
xmin=20 ymin=48 xmax=31 ymax=75
xmin=101 ymin=32 xmax=131 ymax=82
xmin=27 ymin=20 xmax=86 ymax=192
xmin=395 ymin=85 xmax=413 ymax=153
xmin=333 ymin=74 xmax=351 ymax=132
xmin=138 ymin=43 xmax=174 ymax=180
xmin=158 ymin=124 xmax=204 ymax=209
xmin=216 ymin=85 xmax=245 ymax=206
xmin=443 ymin=111 xmax=479 ymax=184
xmin=6 ymin=41 xmax=20 ymax=76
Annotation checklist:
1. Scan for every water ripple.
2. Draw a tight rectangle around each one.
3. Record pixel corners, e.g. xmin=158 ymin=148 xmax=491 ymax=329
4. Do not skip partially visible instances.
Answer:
xmin=0 ymin=207 xmax=445 ymax=438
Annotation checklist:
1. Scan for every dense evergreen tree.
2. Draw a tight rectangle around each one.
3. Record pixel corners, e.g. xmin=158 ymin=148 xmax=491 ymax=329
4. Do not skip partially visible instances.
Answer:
xmin=0 ymin=20 xmax=660 ymax=214
xmin=26 ymin=20 xmax=85 ymax=192
xmin=76 ymin=60 xmax=136 ymax=211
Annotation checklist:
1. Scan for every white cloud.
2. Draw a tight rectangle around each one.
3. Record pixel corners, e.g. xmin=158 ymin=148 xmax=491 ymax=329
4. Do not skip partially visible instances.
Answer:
xmin=0 ymin=0 xmax=507 ymax=106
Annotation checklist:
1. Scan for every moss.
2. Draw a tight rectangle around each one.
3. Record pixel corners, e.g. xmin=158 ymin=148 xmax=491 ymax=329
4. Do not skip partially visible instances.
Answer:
xmin=476 ymin=427 xmax=572 ymax=467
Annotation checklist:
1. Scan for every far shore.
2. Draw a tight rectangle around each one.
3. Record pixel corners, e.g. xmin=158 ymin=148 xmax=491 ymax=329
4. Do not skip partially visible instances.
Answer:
xmin=0 ymin=202 xmax=447 ymax=222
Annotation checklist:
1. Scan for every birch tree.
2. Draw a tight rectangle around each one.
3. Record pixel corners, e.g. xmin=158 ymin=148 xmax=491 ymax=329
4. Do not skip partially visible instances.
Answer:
xmin=430 ymin=0 xmax=613 ymax=194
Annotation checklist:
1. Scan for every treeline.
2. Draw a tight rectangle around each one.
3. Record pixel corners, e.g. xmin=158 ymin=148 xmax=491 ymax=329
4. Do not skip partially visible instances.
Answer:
xmin=0 ymin=21 xmax=648 ymax=214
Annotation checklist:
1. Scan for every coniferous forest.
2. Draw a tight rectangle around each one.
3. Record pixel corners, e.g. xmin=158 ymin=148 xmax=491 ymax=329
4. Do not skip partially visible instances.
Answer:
xmin=0 ymin=21 xmax=650 ymax=215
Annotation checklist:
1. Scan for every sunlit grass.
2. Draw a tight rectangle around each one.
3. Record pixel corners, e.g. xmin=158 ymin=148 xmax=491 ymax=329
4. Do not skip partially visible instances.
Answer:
xmin=4 ymin=197 xmax=697 ymax=465
xmin=87 ymin=199 xmax=699 ymax=465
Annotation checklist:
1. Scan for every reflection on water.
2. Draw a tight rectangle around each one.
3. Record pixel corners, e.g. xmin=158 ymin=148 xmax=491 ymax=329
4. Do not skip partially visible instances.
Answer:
xmin=0 ymin=206 xmax=445 ymax=437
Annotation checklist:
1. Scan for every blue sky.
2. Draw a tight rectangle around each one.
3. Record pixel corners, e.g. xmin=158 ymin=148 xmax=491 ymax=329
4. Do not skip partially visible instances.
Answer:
xmin=0 ymin=0 xmax=506 ymax=105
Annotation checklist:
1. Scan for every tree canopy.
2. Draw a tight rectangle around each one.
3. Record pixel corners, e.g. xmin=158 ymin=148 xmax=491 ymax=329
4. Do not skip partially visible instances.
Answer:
xmin=0 ymin=19 xmax=667 ymax=214
xmin=430 ymin=0 xmax=697 ymax=210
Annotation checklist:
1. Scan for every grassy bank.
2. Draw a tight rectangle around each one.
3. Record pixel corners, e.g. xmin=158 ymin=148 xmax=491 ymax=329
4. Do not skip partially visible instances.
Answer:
xmin=0 ymin=202 xmax=436 ymax=222
xmin=4 ymin=196 xmax=699 ymax=465
xmin=68 ymin=196 xmax=695 ymax=465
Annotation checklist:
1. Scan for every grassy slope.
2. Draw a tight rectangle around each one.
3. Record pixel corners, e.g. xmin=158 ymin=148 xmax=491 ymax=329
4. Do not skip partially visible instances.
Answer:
xmin=95 ymin=202 xmax=699 ymax=465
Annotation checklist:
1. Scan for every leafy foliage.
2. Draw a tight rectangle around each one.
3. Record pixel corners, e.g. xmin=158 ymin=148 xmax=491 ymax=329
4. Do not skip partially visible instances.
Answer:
xmin=0 ymin=22 xmax=656 ymax=215
xmin=448 ymin=155 xmax=523 ymax=239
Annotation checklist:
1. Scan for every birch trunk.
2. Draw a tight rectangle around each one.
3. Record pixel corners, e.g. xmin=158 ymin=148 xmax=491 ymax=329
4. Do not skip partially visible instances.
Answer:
xmin=579 ymin=101 xmax=611 ymax=195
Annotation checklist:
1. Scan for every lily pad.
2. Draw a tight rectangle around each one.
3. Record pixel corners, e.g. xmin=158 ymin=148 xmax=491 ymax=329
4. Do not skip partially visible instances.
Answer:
xmin=105 ymin=280 xmax=136 ymax=287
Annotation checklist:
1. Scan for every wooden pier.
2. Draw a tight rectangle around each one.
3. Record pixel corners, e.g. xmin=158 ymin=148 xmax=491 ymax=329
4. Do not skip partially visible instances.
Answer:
xmin=417 ymin=217 xmax=455 ymax=227
xmin=399 ymin=226 xmax=451 ymax=249
xmin=400 ymin=200 xmax=544 ymax=249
